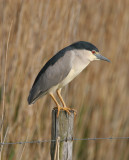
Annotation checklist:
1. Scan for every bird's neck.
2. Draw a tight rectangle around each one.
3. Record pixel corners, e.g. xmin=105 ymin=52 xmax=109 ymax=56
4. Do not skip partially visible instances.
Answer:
xmin=71 ymin=50 xmax=91 ymax=75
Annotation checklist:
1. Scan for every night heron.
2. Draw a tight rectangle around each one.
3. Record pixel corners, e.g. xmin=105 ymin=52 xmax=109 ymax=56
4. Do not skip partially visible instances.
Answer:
xmin=28 ymin=41 xmax=110 ymax=116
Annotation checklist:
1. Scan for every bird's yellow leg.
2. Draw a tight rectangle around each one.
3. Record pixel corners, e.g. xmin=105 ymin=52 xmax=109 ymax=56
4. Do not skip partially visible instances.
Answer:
xmin=49 ymin=93 xmax=61 ymax=117
xmin=57 ymin=88 xmax=66 ymax=107
xmin=57 ymin=89 xmax=77 ymax=116
xmin=49 ymin=93 xmax=72 ymax=116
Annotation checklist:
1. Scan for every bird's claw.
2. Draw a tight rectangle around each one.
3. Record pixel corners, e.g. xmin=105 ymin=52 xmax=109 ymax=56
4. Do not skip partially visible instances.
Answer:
xmin=70 ymin=108 xmax=77 ymax=116
xmin=53 ymin=106 xmax=77 ymax=117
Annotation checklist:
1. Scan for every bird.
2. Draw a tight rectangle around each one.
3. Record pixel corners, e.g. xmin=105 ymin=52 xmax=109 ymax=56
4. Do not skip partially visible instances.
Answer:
xmin=28 ymin=41 xmax=110 ymax=116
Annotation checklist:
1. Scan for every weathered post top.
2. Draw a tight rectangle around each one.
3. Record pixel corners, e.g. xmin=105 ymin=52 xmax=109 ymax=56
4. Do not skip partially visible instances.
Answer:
xmin=51 ymin=109 xmax=74 ymax=160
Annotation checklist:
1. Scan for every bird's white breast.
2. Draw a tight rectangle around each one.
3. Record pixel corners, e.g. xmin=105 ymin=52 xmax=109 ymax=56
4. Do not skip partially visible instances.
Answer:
xmin=59 ymin=50 xmax=91 ymax=87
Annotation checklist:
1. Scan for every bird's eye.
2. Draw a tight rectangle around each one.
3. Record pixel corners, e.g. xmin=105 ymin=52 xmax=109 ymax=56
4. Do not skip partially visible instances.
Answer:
xmin=92 ymin=50 xmax=96 ymax=54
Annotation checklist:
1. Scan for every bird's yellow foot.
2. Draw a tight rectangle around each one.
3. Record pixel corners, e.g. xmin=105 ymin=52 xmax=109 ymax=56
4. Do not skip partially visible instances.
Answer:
xmin=54 ymin=106 xmax=77 ymax=117
xmin=62 ymin=107 xmax=77 ymax=116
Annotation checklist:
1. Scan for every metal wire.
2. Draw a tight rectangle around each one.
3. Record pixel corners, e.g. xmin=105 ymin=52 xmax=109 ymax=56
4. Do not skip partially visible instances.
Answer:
xmin=0 ymin=137 xmax=129 ymax=146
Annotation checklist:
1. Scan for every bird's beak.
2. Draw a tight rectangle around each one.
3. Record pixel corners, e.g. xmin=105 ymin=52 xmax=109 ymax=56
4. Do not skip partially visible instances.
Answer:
xmin=95 ymin=53 xmax=110 ymax=62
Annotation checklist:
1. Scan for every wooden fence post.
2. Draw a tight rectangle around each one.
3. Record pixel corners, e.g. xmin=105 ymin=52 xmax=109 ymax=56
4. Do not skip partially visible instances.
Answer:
xmin=50 ymin=109 xmax=74 ymax=160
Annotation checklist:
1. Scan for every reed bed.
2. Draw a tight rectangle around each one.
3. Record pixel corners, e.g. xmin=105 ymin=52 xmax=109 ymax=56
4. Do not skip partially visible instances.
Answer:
xmin=0 ymin=0 xmax=129 ymax=159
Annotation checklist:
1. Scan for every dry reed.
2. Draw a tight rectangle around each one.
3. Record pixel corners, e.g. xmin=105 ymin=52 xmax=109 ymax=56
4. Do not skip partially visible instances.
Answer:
xmin=0 ymin=0 xmax=129 ymax=159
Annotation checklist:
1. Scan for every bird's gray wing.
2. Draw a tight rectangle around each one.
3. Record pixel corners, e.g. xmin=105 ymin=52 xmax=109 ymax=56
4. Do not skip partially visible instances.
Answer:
xmin=28 ymin=49 xmax=73 ymax=104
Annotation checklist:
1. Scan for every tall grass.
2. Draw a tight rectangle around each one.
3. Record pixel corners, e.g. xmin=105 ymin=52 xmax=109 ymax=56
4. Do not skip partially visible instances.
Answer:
xmin=0 ymin=0 xmax=129 ymax=159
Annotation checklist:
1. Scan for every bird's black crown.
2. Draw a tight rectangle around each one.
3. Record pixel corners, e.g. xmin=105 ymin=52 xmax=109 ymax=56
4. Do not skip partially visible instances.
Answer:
xmin=70 ymin=41 xmax=99 ymax=52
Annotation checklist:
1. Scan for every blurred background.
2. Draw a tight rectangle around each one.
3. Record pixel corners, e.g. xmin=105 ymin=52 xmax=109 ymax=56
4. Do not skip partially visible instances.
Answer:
xmin=0 ymin=0 xmax=129 ymax=159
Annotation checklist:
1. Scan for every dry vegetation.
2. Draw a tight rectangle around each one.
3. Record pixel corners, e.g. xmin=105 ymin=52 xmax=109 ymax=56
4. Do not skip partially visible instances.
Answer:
xmin=0 ymin=0 xmax=129 ymax=159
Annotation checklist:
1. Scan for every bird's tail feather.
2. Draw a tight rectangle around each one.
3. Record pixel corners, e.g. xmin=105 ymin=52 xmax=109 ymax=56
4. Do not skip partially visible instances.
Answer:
xmin=27 ymin=86 xmax=44 ymax=104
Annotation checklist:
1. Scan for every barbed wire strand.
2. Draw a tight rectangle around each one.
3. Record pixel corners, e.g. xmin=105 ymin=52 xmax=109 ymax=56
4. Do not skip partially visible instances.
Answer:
xmin=0 ymin=137 xmax=129 ymax=146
